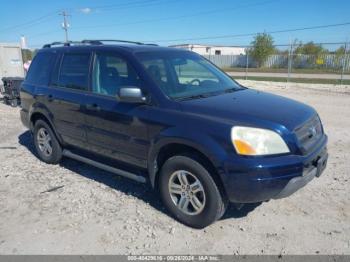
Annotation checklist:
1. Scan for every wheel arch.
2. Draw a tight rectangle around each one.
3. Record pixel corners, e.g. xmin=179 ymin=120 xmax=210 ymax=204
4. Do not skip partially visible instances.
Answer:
xmin=148 ymin=139 xmax=228 ymax=199
xmin=29 ymin=110 xmax=63 ymax=145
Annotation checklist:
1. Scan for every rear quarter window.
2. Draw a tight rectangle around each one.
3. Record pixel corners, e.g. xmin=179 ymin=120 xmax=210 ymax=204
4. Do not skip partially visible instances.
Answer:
xmin=25 ymin=52 xmax=56 ymax=86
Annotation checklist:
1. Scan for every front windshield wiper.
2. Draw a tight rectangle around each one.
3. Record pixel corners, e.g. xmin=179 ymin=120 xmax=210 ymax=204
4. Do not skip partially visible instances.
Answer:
xmin=223 ymin=87 xmax=244 ymax=93
xmin=175 ymin=93 xmax=213 ymax=101
xmin=175 ymin=87 xmax=243 ymax=101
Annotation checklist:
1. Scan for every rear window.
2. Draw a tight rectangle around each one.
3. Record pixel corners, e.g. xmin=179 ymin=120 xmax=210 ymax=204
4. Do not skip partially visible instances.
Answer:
xmin=25 ymin=52 xmax=56 ymax=85
xmin=57 ymin=53 xmax=91 ymax=91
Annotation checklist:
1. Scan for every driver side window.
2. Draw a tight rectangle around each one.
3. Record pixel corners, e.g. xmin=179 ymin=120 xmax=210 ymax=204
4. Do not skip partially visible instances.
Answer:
xmin=173 ymin=59 xmax=219 ymax=85
xmin=92 ymin=53 xmax=141 ymax=96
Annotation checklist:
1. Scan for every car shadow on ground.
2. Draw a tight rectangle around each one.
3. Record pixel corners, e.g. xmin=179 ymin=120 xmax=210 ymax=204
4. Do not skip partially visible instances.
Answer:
xmin=18 ymin=130 xmax=261 ymax=224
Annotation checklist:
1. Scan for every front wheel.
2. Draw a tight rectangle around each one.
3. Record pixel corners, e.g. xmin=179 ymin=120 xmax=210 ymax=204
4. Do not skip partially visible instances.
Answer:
xmin=159 ymin=155 xmax=227 ymax=228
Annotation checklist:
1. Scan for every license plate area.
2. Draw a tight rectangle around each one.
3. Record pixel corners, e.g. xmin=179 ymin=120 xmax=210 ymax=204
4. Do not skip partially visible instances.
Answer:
xmin=303 ymin=148 xmax=328 ymax=178
xmin=315 ymin=152 xmax=328 ymax=177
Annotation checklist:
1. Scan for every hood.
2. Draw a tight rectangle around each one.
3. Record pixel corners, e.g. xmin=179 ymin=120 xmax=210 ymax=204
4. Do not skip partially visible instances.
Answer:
xmin=179 ymin=88 xmax=316 ymax=131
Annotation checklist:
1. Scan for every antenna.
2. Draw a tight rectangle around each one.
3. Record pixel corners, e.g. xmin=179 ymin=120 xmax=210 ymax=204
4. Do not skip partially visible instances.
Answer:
xmin=59 ymin=11 xmax=70 ymax=42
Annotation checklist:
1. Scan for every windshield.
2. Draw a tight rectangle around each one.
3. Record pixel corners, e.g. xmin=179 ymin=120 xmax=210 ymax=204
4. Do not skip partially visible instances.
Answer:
xmin=136 ymin=51 xmax=242 ymax=100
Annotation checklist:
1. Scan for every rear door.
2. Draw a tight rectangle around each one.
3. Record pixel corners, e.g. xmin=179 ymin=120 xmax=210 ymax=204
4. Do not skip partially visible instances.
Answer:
xmin=83 ymin=51 xmax=150 ymax=168
xmin=47 ymin=51 xmax=92 ymax=149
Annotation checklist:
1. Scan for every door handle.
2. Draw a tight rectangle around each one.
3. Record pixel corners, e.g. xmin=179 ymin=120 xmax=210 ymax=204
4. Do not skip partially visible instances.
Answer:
xmin=85 ymin=103 xmax=101 ymax=111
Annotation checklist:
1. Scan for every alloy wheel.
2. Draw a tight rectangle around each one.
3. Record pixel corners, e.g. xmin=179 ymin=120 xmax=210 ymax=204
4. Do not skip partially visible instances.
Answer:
xmin=168 ymin=170 xmax=206 ymax=215
xmin=37 ymin=127 xmax=53 ymax=157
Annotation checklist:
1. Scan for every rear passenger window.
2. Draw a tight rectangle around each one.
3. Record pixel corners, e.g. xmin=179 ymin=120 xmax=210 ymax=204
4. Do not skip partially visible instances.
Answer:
xmin=25 ymin=52 xmax=56 ymax=85
xmin=58 ymin=53 xmax=90 ymax=90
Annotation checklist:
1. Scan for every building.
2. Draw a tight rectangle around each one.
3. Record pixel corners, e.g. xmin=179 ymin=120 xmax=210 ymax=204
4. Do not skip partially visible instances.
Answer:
xmin=0 ymin=43 xmax=25 ymax=84
xmin=170 ymin=44 xmax=246 ymax=55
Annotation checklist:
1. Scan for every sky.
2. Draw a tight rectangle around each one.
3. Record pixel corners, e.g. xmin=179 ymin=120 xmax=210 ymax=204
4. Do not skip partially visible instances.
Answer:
xmin=1 ymin=0 xmax=350 ymax=50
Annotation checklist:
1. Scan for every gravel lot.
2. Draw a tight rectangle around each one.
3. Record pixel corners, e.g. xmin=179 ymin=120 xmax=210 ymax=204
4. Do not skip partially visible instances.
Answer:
xmin=0 ymin=80 xmax=349 ymax=255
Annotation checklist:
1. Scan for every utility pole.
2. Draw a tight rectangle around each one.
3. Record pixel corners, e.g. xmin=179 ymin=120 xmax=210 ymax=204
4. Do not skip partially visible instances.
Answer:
xmin=59 ymin=11 xmax=70 ymax=42
xmin=287 ymin=39 xmax=297 ymax=84
xmin=245 ymin=48 xmax=249 ymax=80
xmin=287 ymin=39 xmax=292 ymax=83
xmin=340 ymin=41 xmax=348 ymax=86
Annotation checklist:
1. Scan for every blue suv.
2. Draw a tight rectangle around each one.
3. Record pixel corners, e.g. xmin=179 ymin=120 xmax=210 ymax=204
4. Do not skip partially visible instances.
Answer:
xmin=20 ymin=40 xmax=328 ymax=228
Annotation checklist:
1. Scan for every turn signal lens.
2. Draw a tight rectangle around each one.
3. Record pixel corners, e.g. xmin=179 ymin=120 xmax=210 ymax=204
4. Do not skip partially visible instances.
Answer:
xmin=233 ymin=139 xmax=256 ymax=155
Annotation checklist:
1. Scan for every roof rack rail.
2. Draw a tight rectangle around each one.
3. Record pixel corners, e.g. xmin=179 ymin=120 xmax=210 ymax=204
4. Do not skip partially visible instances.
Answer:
xmin=42 ymin=39 xmax=159 ymax=48
xmin=82 ymin=39 xmax=158 ymax=46
xmin=42 ymin=41 xmax=83 ymax=48
xmin=81 ymin=40 xmax=103 ymax=45
xmin=82 ymin=39 xmax=145 ymax=45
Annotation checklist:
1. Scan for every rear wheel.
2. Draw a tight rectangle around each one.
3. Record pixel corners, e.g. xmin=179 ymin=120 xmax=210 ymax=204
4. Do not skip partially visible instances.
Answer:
xmin=33 ymin=119 xmax=62 ymax=164
xmin=159 ymin=155 xmax=227 ymax=228
xmin=10 ymin=99 xmax=18 ymax=107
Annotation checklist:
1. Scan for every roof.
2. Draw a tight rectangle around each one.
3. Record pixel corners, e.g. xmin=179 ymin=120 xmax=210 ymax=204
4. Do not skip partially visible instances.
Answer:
xmin=39 ymin=40 xmax=183 ymax=54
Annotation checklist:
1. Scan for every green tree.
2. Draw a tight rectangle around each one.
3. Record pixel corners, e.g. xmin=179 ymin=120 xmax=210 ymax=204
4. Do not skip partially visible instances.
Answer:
xmin=294 ymin=42 xmax=328 ymax=56
xmin=293 ymin=42 xmax=329 ymax=68
xmin=250 ymin=33 xmax=275 ymax=67
xmin=21 ymin=49 xmax=33 ymax=63
xmin=334 ymin=45 xmax=347 ymax=69
xmin=335 ymin=46 xmax=346 ymax=56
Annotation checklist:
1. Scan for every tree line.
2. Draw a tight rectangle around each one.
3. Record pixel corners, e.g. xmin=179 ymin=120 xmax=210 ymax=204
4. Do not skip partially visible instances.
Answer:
xmin=248 ymin=33 xmax=347 ymax=67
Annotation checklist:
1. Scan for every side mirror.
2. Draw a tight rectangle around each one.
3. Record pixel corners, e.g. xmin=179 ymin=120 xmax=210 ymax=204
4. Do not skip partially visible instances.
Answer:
xmin=118 ymin=87 xmax=147 ymax=104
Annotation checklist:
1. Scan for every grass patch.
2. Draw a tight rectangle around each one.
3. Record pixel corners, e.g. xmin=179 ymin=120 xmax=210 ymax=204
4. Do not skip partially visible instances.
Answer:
xmin=223 ymin=67 xmax=350 ymax=75
xmin=233 ymin=76 xmax=350 ymax=85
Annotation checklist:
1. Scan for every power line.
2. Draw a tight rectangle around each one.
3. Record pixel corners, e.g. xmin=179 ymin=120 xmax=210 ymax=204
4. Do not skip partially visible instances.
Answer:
xmin=29 ymin=29 xmax=61 ymax=38
xmin=1 ymin=0 xmax=179 ymax=37
xmin=0 ymin=12 xmax=57 ymax=33
xmin=146 ymin=22 xmax=350 ymax=43
xmin=73 ymin=0 xmax=278 ymax=29
xmin=79 ymin=0 xmax=161 ymax=12
xmin=0 ymin=1 xmax=158 ymax=33
xmin=2 ymin=0 xmax=276 ymax=40
xmin=96 ymin=0 xmax=179 ymax=13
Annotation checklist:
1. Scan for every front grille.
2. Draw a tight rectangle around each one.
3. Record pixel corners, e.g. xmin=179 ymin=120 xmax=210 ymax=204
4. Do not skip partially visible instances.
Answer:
xmin=294 ymin=115 xmax=323 ymax=154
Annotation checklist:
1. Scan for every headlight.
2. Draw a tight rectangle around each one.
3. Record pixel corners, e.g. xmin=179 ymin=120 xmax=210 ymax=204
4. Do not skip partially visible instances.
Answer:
xmin=231 ymin=126 xmax=290 ymax=156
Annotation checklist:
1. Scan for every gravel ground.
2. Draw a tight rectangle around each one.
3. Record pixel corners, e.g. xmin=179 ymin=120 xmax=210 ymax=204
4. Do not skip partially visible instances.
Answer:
xmin=0 ymin=81 xmax=349 ymax=255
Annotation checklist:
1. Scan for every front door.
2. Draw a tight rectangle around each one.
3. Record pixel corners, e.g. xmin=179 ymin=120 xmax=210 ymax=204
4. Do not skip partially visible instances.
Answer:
xmin=84 ymin=52 xmax=150 ymax=168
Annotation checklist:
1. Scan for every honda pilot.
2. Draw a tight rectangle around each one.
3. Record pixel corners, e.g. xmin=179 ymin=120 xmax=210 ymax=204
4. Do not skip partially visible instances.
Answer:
xmin=20 ymin=40 xmax=328 ymax=228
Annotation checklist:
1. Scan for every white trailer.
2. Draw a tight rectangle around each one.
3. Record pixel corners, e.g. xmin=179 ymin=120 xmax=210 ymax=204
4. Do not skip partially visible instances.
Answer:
xmin=0 ymin=43 xmax=25 ymax=85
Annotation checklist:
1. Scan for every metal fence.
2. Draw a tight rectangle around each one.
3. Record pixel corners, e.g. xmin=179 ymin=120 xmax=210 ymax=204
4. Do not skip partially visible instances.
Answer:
xmin=204 ymin=53 xmax=350 ymax=71
xmin=203 ymin=44 xmax=350 ymax=85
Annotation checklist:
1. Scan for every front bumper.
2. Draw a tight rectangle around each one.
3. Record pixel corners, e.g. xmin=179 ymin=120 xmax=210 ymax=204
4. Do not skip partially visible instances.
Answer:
xmin=221 ymin=135 xmax=328 ymax=203
xmin=273 ymin=150 xmax=327 ymax=199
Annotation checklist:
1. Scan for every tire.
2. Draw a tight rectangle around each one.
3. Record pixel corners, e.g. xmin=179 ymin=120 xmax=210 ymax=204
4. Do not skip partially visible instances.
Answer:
xmin=159 ymin=155 xmax=227 ymax=228
xmin=33 ymin=119 xmax=62 ymax=164
xmin=10 ymin=99 xmax=18 ymax=107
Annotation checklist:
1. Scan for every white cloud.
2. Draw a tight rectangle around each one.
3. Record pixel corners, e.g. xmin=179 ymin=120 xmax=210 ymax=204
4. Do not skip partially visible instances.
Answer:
xmin=80 ymin=7 xmax=92 ymax=14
